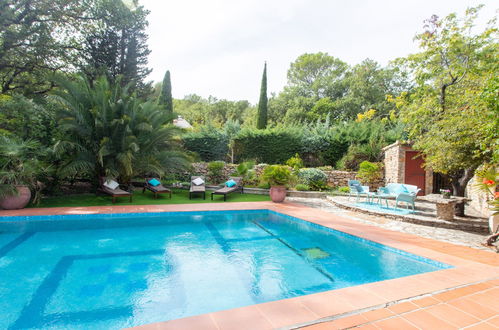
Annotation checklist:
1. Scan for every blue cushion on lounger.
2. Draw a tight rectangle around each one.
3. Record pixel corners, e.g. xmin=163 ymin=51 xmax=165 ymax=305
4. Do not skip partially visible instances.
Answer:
xmin=148 ymin=178 xmax=160 ymax=187
xmin=225 ymin=179 xmax=236 ymax=187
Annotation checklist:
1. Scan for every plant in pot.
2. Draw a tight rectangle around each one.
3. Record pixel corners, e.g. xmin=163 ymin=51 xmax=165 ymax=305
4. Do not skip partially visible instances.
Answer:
xmin=0 ymin=136 xmax=45 ymax=210
xmin=262 ymin=165 xmax=293 ymax=203
xmin=475 ymin=165 xmax=499 ymax=246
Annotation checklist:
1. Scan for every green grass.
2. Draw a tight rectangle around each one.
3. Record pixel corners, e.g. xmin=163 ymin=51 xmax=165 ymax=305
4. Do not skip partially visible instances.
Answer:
xmin=28 ymin=188 xmax=270 ymax=208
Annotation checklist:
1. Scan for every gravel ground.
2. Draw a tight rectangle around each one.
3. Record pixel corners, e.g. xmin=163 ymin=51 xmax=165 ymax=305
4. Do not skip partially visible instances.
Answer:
xmin=287 ymin=197 xmax=496 ymax=252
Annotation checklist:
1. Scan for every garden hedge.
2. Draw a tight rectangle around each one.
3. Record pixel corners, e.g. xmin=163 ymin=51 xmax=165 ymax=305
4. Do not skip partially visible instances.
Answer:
xmin=182 ymin=131 xmax=228 ymax=161
xmin=233 ymin=128 xmax=303 ymax=164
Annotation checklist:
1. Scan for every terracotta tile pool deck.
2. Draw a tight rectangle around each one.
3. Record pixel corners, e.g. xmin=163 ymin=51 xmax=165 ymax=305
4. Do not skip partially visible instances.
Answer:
xmin=2 ymin=201 xmax=498 ymax=329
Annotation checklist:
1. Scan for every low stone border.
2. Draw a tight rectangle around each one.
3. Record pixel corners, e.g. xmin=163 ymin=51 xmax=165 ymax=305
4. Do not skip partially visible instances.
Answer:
xmin=326 ymin=196 xmax=489 ymax=234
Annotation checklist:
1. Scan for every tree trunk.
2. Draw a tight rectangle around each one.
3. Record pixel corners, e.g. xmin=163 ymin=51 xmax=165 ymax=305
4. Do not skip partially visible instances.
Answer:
xmin=449 ymin=167 xmax=476 ymax=216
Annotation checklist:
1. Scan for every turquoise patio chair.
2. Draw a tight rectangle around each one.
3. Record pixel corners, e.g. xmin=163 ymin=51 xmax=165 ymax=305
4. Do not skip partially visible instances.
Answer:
xmin=348 ymin=180 xmax=373 ymax=203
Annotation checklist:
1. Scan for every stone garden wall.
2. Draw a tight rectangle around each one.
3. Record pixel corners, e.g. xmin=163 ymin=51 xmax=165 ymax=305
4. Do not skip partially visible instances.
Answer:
xmin=191 ymin=162 xmax=384 ymax=189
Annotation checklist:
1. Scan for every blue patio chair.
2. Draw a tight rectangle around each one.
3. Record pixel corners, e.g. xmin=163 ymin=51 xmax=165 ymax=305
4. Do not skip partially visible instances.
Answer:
xmin=348 ymin=180 xmax=373 ymax=203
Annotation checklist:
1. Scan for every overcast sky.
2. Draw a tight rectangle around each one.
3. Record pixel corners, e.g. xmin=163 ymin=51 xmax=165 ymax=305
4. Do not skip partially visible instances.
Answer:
xmin=141 ymin=0 xmax=496 ymax=103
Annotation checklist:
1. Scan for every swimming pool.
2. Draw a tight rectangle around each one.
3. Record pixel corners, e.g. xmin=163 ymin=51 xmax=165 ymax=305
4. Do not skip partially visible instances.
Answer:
xmin=0 ymin=210 xmax=450 ymax=329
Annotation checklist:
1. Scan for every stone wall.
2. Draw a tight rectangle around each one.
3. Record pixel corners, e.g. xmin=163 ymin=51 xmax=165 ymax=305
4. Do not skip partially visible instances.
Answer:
xmin=383 ymin=141 xmax=410 ymax=184
xmin=191 ymin=162 xmax=384 ymax=190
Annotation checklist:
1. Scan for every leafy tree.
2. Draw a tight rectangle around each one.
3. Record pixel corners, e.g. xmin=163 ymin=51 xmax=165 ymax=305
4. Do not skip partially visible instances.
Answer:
xmin=287 ymin=52 xmax=348 ymax=99
xmin=335 ymin=59 xmax=410 ymax=120
xmin=53 ymin=75 xmax=190 ymax=186
xmin=158 ymin=70 xmax=173 ymax=115
xmin=394 ymin=6 xmax=498 ymax=202
xmin=81 ymin=0 xmax=152 ymax=94
xmin=0 ymin=94 xmax=56 ymax=145
xmin=0 ymin=0 xmax=96 ymax=94
xmin=257 ymin=62 xmax=268 ymax=129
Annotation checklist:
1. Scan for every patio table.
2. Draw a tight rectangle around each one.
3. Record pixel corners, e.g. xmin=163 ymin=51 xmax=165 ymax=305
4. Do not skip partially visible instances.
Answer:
xmin=372 ymin=192 xmax=391 ymax=208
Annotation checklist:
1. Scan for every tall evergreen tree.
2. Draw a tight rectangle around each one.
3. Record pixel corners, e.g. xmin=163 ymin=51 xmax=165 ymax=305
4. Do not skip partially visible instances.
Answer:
xmin=159 ymin=70 xmax=173 ymax=115
xmin=257 ymin=62 xmax=268 ymax=129
xmin=82 ymin=0 xmax=152 ymax=94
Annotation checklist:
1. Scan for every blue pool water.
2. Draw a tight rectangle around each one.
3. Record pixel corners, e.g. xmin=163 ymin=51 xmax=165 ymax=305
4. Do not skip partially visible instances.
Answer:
xmin=0 ymin=210 xmax=450 ymax=329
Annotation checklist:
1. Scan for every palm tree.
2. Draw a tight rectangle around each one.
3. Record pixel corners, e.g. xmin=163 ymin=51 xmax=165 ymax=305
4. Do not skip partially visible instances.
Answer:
xmin=53 ymin=75 xmax=190 ymax=186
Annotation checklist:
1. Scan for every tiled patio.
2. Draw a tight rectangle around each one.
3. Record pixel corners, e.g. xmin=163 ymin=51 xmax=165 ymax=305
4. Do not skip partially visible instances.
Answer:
xmin=1 ymin=201 xmax=498 ymax=329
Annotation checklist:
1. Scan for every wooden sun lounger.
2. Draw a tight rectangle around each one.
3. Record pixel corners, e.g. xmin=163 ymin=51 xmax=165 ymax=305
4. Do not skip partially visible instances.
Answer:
xmin=211 ymin=177 xmax=243 ymax=201
xmin=143 ymin=178 xmax=172 ymax=199
xmin=189 ymin=176 xmax=206 ymax=200
xmin=100 ymin=185 xmax=132 ymax=203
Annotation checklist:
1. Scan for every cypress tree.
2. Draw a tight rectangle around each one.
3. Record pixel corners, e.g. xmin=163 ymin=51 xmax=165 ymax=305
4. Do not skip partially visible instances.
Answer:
xmin=159 ymin=70 xmax=173 ymax=115
xmin=257 ymin=62 xmax=268 ymax=129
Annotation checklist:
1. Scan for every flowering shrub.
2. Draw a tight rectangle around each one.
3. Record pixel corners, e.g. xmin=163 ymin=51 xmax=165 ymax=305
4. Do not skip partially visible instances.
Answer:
xmin=440 ymin=189 xmax=451 ymax=197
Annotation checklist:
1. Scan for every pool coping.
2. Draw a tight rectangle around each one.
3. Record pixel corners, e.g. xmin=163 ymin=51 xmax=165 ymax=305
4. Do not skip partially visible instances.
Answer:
xmin=1 ymin=202 xmax=498 ymax=329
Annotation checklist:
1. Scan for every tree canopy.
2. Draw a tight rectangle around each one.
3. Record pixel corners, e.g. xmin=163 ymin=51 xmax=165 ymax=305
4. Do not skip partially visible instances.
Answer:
xmin=394 ymin=6 xmax=498 ymax=195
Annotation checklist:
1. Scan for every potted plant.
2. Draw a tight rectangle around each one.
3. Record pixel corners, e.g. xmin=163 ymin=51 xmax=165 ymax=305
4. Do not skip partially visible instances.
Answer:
xmin=439 ymin=189 xmax=452 ymax=199
xmin=0 ymin=136 xmax=44 ymax=210
xmin=475 ymin=166 xmax=499 ymax=245
xmin=262 ymin=165 xmax=292 ymax=203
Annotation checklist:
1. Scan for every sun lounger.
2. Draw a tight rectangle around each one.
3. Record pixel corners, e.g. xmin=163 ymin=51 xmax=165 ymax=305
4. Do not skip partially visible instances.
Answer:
xmin=211 ymin=177 xmax=243 ymax=201
xmin=143 ymin=177 xmax=172 ymax=199
xmin=190 ymin=176 xmax=206 ymax=199
xmin=99 ymin=178 xmax=132 ymax=203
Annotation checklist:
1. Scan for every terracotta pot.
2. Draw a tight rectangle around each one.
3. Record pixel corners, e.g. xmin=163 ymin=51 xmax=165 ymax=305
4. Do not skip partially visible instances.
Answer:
xmin=269 ymin=186 xmax=287 ymax=203
xmin=0 ymin=185 xmax=31 ymax=210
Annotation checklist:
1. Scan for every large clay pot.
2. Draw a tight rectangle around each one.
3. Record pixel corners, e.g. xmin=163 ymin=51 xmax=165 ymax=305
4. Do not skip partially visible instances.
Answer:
xmin=0 ymin=185 xmax=31 ymax=210
xmin=269 ymin=186 xmax=287 ymax=203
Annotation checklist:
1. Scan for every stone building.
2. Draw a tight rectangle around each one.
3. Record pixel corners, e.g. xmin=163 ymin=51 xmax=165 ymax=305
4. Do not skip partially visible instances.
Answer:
xmin=382 ymin=141 xmax=432 ymax=195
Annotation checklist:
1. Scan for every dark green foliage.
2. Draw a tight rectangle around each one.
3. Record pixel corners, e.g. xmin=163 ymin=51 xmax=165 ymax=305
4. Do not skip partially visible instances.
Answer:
xmin=53 ymin=75 xmax=190 ymax=184
xmin=207 ymin=161 xmax=225 ymax=183
xmin=159 ymin=71 xmax=173 ymax=115
xmin=0 ymin=0 xmax=94 ymax=94
xmin=234 ymin=128 xmax=303 ymax=164
xmin=0 ymin=95 xmax=56 ymax=145
xmin=81 ymin=0 xmax=152 ymax=94
xmin=182 ymin=128 xmax=229 ymax=161
xmin=257 ymin=63 xmax=268 ymax=129
xmin=297 ymin=168 xmax=328 ymax=190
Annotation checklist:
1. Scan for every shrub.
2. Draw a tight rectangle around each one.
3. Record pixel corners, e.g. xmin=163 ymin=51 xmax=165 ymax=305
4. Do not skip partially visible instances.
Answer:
xmin=262 ymin=165 xmax=293 ymax=186
xmin=257 ymin=181 xmax=271 ymax=189
xmin=234 ymin=161 xmax=258 ymax=185
xmin=295 ymin=183 xmax=310 ymax=191
xmin=298 ymin=168 xmax=328 ymax=191
xmin=207 ymin=161 xmax=225 ymax=183
xmin=356 ymin=161 xmax=383 ymax=184
xmin=338 ymin=186 xmax=350 ymax=193
xmin=286 ymin=153 xmax=304 ymax=170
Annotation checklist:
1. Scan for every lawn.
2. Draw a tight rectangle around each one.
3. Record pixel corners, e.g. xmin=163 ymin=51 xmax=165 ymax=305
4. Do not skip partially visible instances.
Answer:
xmin=28 ymin=188 xmax=270 ymax=208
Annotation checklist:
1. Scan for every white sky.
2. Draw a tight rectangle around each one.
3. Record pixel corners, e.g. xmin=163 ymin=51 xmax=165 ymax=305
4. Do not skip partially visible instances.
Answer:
xmin=141 ymin=0 xmax=496 ymax=103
